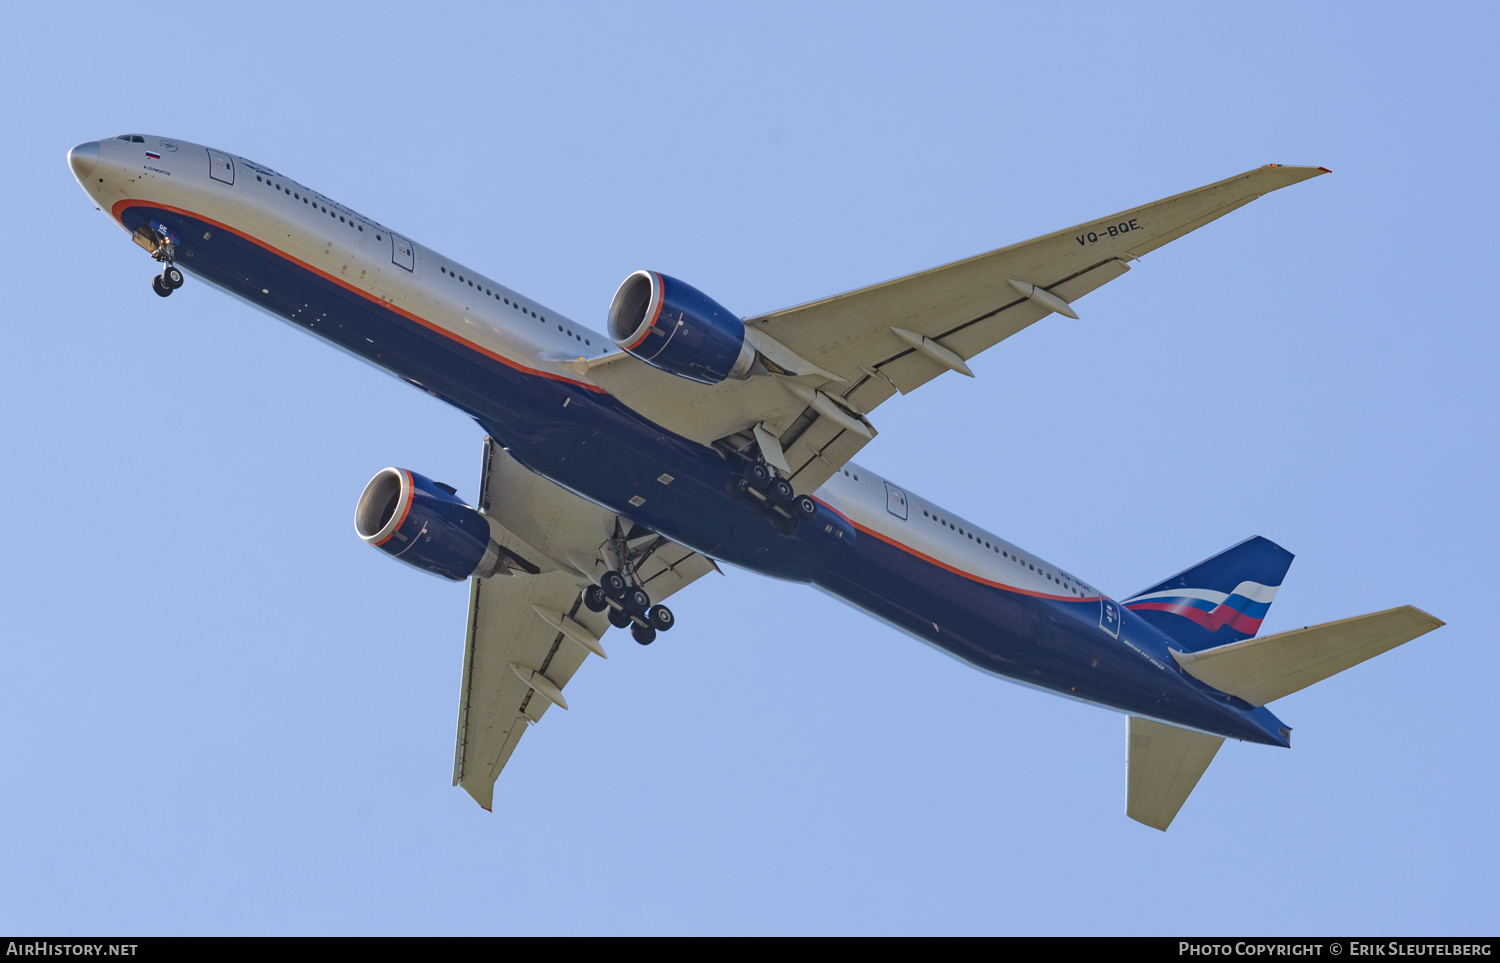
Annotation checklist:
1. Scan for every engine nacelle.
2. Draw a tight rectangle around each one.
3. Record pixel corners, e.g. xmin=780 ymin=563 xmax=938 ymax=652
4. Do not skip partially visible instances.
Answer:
xmin=607 ymin=270 xmax=757 ymax=385
xmin=354 ymin=468 xmax=508 ymax=581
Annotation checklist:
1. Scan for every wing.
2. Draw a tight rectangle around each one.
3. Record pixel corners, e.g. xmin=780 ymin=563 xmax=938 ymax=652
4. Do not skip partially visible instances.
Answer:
xmin=580 ymin=165 xmax=1327 ymax=494
xmin=452 ymin=439 xmax=717 ymax=809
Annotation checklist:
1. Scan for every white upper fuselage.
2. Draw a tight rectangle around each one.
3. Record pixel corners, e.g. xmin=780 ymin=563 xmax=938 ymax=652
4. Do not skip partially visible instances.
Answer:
xmin=70 ymin=132 xmax=1099 ymax=606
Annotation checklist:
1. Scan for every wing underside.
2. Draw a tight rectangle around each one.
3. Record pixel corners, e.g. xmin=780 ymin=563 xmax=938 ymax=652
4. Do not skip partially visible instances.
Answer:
xmin=580 ymin=165 xmax=1327 ymax=494
xmin=451 ymin=439 xmax=716 ymax=809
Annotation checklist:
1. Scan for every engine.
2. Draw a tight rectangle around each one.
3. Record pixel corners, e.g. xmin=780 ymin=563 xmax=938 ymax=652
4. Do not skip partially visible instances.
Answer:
xmin=354 ymin=468 xmax=509 ymax=581
xmin=607 ymin=270 xmax=757 ymax=385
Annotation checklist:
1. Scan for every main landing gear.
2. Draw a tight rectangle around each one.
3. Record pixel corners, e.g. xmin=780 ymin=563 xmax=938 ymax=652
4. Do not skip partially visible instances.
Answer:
xmin=728 ymin=460 xmax=817 ymax=535
xmin=582 ymin=572 xmax=674 ymax=646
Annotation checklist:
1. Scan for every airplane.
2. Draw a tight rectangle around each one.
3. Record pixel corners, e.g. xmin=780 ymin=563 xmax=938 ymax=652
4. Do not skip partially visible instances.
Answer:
xmin=66 ymin=134 xmax=1443 ymax=830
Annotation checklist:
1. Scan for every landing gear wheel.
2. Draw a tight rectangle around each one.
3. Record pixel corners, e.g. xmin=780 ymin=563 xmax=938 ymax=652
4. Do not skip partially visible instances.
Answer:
xmin=162 ymin=265 xmax=184 ymax=289
xmin=607 ymin=606 xmax=632 ymax=629
xmin=583 ymin=584 xmax=608 ymax=612
xmin=727 ymin=477 xmax=749 ymax=501
xmin=151 ymin=275 xmax=172 ymax=298
xmin=600 ymin=570 xmax=627 ymax=600
xmin=768 ymin=477 xmax=794 ymax=505
xmin=626 ymin=587 xmax=651 ymax=615
xmin=794 ymin=494 xmax=818 ymax=520
xmin=631 ymin=623 xmax=657 ymax=646
xmin=745 ymin=462 xmax=771 ymax=487
xmin=647 ymin=604 xmax=674 ymax=632
xmin=774 ymin=513 xmax=799 ymax=536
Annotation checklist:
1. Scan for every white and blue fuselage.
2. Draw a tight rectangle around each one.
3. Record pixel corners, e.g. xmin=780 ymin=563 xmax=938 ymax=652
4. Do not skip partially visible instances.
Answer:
xmin=67 ymin=134 xmax=1292 ymax=747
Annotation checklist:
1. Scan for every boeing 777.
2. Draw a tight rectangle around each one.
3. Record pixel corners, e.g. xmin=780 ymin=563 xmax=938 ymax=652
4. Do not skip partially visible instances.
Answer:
xmin=67 ymin=134 xmax=1442 ymax=829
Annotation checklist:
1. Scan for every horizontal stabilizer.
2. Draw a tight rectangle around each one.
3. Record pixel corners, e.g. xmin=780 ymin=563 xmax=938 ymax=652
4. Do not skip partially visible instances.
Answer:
xmin=1171 ymin=605 xmax=1444 ymax=707
xmin=1127 ymin=717 xmax=1224 ymax=831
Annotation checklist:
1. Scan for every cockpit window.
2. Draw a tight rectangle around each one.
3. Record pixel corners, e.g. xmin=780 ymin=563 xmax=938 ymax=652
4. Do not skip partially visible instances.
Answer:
xmin=114 ymin=134 xmax=146 ymax=143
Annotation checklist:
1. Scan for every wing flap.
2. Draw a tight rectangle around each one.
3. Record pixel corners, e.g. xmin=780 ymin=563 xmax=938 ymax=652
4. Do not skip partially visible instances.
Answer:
xmin=1126 ymin=716 xmax=1225 ymax=831
xmin=453 ymin=570 xmax=610 ymax=808
xmin=781 ymin=416 xmax=875 ymax=495
xmin=575 ymin=167 xmax=1323 ymax=491
xmin=452 ymin=439 xmax=719 ymax=809
xmin=1170 ymin=605 xmax=1444 ymax=707
xmin=635 ymin=538 xmax=719 ymax=596
xmin=752 ymin=165 xmax=1326 ymax=391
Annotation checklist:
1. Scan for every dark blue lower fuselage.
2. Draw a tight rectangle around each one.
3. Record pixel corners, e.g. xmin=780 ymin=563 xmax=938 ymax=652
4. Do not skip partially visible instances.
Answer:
xmin=121 ymin=202 xmax=1290 ymax=747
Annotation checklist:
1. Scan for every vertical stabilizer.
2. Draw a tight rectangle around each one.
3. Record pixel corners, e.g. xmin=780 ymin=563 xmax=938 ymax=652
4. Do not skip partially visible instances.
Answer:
xmin=1124 ymin=536 xmax=1294 ymax=652
xmin=1127 ymin=717 xmax=1224 ymax=831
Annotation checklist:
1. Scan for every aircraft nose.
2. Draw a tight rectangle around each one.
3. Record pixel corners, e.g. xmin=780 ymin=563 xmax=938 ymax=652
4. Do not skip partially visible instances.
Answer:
xmin=68 ymin=140 xmax=100 ymax=180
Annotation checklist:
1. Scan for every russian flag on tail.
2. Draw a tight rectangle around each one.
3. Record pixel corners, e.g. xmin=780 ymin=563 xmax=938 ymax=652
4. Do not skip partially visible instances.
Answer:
xmin=1123 ymin=536 xmax=1294 ymax=652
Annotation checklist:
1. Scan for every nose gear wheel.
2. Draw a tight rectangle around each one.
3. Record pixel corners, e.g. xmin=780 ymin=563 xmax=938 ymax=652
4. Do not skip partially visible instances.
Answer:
xmin=142 ymin=223 xmax=184 ymax=297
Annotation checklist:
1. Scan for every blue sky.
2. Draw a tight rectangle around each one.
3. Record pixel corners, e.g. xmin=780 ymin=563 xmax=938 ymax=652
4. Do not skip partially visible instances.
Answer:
xmin=3 ymin=1 xmax=1496 ymax=934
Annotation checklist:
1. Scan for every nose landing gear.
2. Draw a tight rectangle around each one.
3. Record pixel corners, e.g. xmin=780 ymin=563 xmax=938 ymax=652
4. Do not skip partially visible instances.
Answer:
xmin=151 ymin=265 xmax=184 ymax=298
xmin=134 ymin=222 xmax=184 ymax=297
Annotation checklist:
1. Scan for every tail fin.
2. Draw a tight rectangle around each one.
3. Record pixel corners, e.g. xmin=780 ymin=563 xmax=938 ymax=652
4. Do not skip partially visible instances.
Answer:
xmin=1123 ymin=536 xmax=1294 ymax=651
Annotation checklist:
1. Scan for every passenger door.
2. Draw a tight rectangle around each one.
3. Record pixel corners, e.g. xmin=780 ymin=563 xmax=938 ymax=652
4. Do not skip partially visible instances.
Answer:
xmin=884 ymin=482 xmax=908 ymax=520
xmin=390 ymin=233 xmax=414 ymax=271
xmin=206 ymin=149 xmax=234 ymax=185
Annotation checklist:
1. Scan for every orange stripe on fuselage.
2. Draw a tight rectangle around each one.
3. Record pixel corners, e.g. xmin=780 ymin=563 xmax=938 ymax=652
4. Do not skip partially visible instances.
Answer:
xmin=111 ymin=200 xmax=603 ymax=392
xmin=813 ymin=497 xmax=1095 ymax=604
xmin=127 ymin=198 xmax=1095 ymax=608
